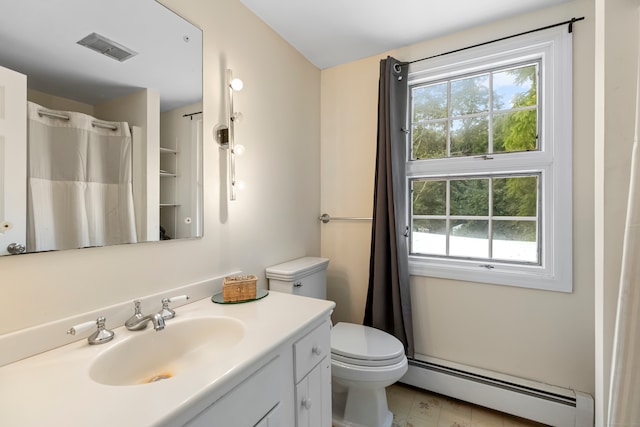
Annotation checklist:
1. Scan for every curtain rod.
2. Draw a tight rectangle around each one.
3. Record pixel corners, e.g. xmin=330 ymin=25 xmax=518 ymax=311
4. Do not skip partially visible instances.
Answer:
xmin=401 ymin=16 xmax=584 ymax=67
xmin=37 ymin=109 xmax=118 ymax=131
xmin=182 ymin=111 xmax=202 ymax=120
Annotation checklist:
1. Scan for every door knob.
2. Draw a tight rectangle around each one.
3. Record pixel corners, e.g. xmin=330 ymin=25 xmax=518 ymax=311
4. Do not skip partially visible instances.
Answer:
xmin=7 ymin=243 xmax=26 ymax=255
xmin=302 ymin=398 xmax=312 ymax=410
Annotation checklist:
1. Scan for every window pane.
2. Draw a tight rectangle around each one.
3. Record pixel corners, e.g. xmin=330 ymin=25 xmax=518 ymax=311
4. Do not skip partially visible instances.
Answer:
xmin=412 ymin=179 xmax=446 ymax=215
xmin=412 ymin=219 xmax=446 ymax=255
xmin=493 ymin=64 xmax=538 ymax=111
xmin=412 ymin=123 xmax=447 ymax=159
xmin=408 ymin=63 xmax=546 ymax=268
xmin=492 ymin=220 xmax=538 ymax=263
xmin=493 ymin=110 xmax=538 ymax=153
xmin=450 ymin=117 xmax=488 ymax=157
xmin=450 ymin=178 xmax=489 ymax=216
xmin=450 ymin=219 xmax=489 ymax=258
xmin=451 ymin=74 xmax=489 ymax=116
xmin=412 ymin=83 xmax=448 ymax=121
xmin=411 ymin=174 xmax=540 ymax=264
xmin=493 ymin=176 xmax=538 ymax=217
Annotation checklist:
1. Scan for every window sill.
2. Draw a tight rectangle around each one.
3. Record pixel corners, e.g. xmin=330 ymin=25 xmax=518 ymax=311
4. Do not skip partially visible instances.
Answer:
xmin=408 ymin=257 xmax=572 ymax=292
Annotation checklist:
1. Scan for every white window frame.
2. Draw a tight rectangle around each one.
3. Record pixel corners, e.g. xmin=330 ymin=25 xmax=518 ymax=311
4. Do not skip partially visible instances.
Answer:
xmin=405 ymin=26 xmax=572 ymax=292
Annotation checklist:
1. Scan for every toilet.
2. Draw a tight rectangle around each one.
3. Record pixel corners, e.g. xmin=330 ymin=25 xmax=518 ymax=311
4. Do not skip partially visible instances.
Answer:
xmin=266 ymin=257 xmax=408 ymax=427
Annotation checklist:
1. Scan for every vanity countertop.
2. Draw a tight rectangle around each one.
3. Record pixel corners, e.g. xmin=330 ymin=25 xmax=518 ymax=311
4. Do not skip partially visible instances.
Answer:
xmin=0 ymin=291 xmax=335 ymax=427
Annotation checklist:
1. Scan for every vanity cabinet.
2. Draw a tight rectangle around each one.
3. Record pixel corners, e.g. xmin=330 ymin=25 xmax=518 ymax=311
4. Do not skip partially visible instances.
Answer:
xmin=293 ymin=321 xmax=332 ymax=427
xmin=185 ymin=356 xmax=283 ymax=427
xmin=182 ymin=319 xmax=332 ymax=427
xmin=254 ymin=404 xmax=281 ymax=427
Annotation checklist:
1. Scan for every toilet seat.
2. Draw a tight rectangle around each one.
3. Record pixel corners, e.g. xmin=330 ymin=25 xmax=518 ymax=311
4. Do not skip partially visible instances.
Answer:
xmin=331 ymin=322 xmax=406 ymax=367
xmin=331 ymin=352 xmax=406 ymax=367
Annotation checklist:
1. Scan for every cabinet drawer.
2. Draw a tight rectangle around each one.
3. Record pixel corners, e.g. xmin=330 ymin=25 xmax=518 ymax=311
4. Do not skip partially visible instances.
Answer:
xmin=294 ymin=321 xmax=330 ymax=383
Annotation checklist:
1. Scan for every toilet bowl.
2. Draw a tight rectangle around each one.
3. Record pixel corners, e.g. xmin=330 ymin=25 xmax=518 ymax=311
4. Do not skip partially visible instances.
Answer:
xmin=265 ymin=257 xmax=408 ymax=427
xmin=330 ymin=322 xmax=408 ymax=427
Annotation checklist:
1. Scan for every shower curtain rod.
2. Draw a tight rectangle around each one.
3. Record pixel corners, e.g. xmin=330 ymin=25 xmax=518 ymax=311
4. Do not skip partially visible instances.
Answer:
xmin=399 ymin=16 xmax=585 ymax=68
xmin=37 ymin=109 xmax=118 ymax=131
xmin=182 ymin=111 xmax=202 ymax=120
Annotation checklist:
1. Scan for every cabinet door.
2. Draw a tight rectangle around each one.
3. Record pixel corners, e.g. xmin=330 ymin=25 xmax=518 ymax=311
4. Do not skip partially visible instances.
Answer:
xmin=296 ymin=356 xmax=331 ymax=427
xmin=186 ymin=357 xmax=280 ymax=427
xmin=0 ymin=65 xmax=26 ymax=255
xmin=254 ymin=403 xmax=281 ymax=427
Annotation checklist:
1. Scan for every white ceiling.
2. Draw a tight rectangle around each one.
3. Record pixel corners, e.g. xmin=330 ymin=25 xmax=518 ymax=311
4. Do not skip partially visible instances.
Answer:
xmin=240 ymin=0 xmax=572 ymax=69
xmin=0 ymin=0 xmax=571 ymax=110
xmin=0 ymin=0 xmax=202 ymax=112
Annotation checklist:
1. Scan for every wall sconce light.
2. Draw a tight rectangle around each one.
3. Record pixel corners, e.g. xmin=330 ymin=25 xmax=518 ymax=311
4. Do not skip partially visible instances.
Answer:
xmin=216 ymin=69 xmax=244 ymax=200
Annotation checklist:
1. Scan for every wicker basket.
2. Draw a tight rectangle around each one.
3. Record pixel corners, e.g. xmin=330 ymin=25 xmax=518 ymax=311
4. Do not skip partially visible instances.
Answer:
xmin=222 ymin=275 xmax=257 ymax=302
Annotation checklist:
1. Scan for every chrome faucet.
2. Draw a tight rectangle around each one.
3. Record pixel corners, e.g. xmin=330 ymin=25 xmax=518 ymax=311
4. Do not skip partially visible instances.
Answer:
xmin=125 ymin=300 xmax=166 ymax=331
xmin=67 ymin=316 xmax=115 ymax=344
xmin=158 ymin=295 xmax=190 ymax=320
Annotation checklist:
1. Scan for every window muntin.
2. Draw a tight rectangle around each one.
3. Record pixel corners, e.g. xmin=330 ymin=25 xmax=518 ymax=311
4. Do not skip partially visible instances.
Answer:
xmin=410 ymin=173 xmax=540 ymax=264
xmin=410 ymin=62 xmax=539 ymax=160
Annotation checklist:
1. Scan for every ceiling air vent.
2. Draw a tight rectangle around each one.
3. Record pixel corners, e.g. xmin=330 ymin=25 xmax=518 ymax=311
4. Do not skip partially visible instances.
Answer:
xmin=77 ymin=32 xmax=137 ymax=62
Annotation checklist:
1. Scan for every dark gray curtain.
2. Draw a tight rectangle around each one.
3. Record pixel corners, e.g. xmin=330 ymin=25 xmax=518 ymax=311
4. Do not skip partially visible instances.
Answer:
xmin=363 ymin=56 xmax=414 ymax=358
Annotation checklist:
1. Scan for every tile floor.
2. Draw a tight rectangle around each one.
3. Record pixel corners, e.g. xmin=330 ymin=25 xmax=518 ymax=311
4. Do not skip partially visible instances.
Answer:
xmin=386 ymin=383 xmax=549 ymax=427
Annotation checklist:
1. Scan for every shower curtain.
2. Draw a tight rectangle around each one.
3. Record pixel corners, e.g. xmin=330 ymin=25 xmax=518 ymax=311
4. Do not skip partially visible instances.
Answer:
xmin=608 ymin=14 xmax=640 ymax=425
xmin=27 ymin=101 xmax=137 ymax=252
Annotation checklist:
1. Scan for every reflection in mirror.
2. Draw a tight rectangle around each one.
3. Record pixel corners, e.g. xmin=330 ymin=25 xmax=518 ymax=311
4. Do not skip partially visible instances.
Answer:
xmin=0 ymin=0 xmax=203 ymax=256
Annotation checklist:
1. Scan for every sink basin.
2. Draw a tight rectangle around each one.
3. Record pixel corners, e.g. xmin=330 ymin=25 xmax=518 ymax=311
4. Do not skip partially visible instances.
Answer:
xmin=89 ymin=316 xmax=245 ymax=386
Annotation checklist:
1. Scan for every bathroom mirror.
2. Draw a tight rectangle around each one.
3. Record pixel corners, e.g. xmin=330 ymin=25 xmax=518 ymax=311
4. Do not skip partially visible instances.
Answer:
xmin=0 ymin=0 xmax=203 ymax=256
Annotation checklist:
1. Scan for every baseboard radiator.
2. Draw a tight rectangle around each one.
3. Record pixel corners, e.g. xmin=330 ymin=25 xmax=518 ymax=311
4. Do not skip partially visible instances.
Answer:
xmin=401 ymin=356 xmax=594 ymax=427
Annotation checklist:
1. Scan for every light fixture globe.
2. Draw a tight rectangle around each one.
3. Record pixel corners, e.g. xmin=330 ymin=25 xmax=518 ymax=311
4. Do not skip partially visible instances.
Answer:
xmin=230 ymin=78 xmax=244 ymax=91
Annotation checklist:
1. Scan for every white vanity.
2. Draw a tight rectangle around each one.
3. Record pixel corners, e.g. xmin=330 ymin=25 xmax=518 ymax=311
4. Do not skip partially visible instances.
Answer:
xmin=0 ymin=290 xmax=334 ymax=426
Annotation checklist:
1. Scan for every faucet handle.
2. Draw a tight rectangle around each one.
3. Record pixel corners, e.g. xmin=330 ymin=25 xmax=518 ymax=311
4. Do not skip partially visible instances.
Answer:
xmin=133 ymin=299 xmax=142 ymax=314
xmin=125 ymin=300 xmax=145 ymax=329
xmin=159 ymin=294 xmax=190 ymax=319
xmin=67 ymin=317 xmax=114 ymax=345
xmin=67 ymin=320 xmax=96 ymax=336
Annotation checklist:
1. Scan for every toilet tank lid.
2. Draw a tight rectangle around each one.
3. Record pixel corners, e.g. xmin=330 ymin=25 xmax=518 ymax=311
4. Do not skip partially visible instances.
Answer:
xmin=265 ymin=257 xmax=329 ymax=281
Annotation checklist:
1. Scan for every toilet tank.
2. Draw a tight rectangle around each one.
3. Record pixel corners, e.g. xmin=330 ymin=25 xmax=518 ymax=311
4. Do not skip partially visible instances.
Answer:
xmin=265 ymin=257 xmax=329 ymax=299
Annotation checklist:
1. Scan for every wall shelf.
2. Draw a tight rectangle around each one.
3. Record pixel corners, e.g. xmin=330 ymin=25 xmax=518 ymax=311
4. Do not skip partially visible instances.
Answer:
xmin=160 ymin=145 xmax=179 ymax=238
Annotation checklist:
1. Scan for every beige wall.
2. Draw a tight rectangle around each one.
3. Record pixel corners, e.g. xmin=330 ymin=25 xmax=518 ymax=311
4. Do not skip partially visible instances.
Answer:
xmin=0 ymin=0 xmax=321 ymax=334
xmin=321 ymin=0 xmax=596 ymax=395
xmin=27 ymin=89 xmax=94 ymax=115
xmin=594 ymin=0 xmax=639 ymax=425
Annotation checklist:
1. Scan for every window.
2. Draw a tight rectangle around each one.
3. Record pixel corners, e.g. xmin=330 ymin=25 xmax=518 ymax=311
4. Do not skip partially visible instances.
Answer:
xmin=411 ymin=174 xmax=540 ymax=264
xmin=404 ymin=27 xmax=572 ymax=292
